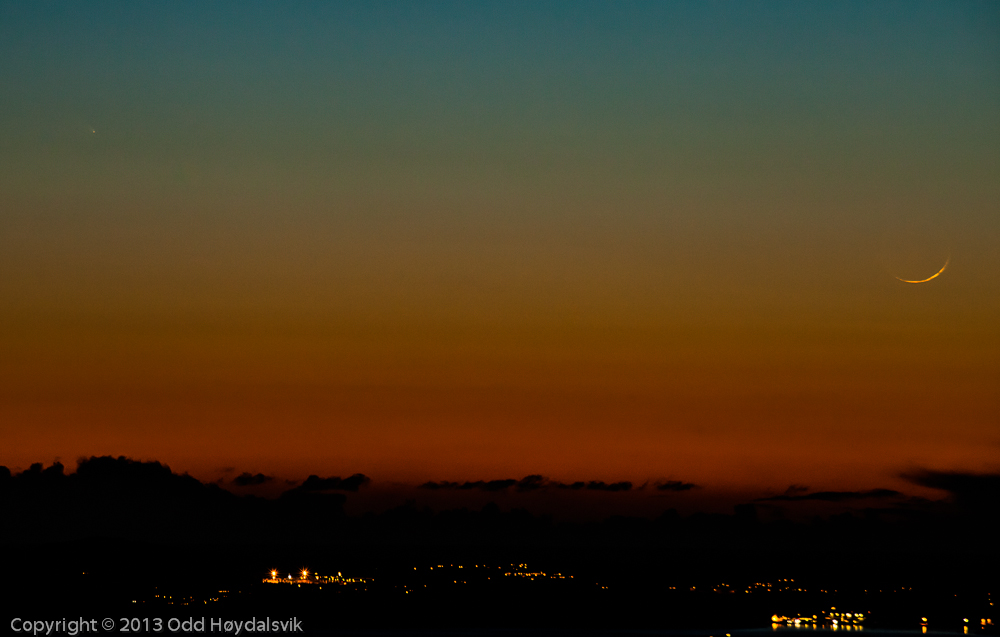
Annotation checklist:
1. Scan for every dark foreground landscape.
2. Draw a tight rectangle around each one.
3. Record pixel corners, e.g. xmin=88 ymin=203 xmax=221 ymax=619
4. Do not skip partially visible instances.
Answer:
xmin=6 ymin=540 xmax=998 ymax=633
xmin=3 ymin=457 xmax=997 ymax=634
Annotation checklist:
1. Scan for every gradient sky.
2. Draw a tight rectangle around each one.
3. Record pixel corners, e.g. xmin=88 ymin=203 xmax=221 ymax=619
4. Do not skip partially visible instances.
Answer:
xmin=1 ymin=1 xmax=998 ymax=498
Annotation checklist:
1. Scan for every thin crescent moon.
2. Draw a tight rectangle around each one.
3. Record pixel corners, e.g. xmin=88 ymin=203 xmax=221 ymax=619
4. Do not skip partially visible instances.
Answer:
xmin=895 ymin=257 xmax=949 ymax=283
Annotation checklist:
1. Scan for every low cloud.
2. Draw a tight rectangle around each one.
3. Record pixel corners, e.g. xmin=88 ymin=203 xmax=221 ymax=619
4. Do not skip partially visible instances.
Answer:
xmin=232 ymin=472 xmax=273 ymax=487
xmin=419 ymin=476 xmax=636 ymax=493
xmin=757 ymin=488 xmax=902 ymax=503
xmin=515 ymin=475 xmax=546 ymax=492
xmin=291 ymin=473 xmax=371 ymax=493
xmin=579 ymin=480 xmax=632 ymax=492
xmin=901 ymin=469 xmax=1000 ymax=513
xmin=656 ymin=480 xmax=698 ymax=492
xmin=420 ymin=479 xmax=518 ymax=492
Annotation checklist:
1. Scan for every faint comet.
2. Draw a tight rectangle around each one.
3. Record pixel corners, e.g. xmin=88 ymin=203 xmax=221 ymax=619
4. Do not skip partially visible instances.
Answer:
xmin=895 ymin=257 xmax=949 ymax=283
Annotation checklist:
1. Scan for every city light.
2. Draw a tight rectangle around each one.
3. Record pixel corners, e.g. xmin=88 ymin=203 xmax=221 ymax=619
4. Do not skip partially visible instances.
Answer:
xmin=771 ymin=609 xmax=866 ymax=630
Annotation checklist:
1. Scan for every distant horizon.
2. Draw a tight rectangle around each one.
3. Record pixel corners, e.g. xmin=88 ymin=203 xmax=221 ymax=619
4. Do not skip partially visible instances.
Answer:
xmin=4 ymin=454 xmax=993 ymax=523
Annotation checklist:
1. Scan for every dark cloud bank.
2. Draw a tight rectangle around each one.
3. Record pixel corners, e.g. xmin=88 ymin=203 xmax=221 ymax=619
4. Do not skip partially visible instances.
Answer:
xmin=757 ymin=488 xmax=904 ymax=503
xmin=419 ymin=475 xmax=642 ymax=492
xmin=418 ymin=476 xmax=697 ymax=492
xmin=232 ymin=472 xmax=273 ymax=486
xmin=1 ymin=457 xmax=996 ymax=554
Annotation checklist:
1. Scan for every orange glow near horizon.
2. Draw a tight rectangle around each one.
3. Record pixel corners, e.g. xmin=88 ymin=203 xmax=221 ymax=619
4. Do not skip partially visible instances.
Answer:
xmin=1 ymin=305 xmax=996 ymax=495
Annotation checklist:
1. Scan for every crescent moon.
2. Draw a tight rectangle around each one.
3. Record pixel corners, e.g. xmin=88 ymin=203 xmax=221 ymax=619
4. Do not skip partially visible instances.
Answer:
xmin=895 ymin=257 xmax=949 ymax=283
